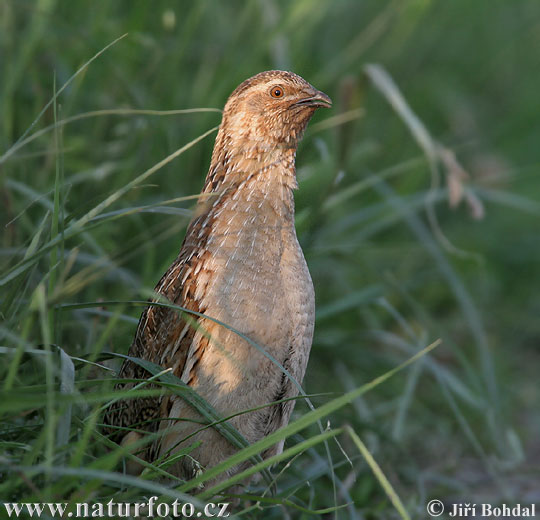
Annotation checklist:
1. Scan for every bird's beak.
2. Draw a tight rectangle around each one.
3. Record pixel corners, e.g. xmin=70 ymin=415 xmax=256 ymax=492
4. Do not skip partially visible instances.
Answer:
xmin=293 ymin=90 xmax=332 ymax=109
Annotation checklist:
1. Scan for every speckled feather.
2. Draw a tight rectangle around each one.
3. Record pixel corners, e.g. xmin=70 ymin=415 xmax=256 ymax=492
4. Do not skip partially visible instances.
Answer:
xmin=105 ymin=70 xmax=331 ymax=485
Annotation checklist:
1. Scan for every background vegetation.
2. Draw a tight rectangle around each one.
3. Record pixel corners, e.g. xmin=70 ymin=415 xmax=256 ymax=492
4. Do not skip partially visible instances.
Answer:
xmin=1 ymin=0 xmax=539 ymax=518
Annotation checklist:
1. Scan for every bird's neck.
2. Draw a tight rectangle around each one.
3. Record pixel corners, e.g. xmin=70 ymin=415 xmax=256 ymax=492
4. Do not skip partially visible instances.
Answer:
xmin=202 ymin=139 xmax=299 ymax=220
xmin=185 ymin=140 xmax=300 ymax=260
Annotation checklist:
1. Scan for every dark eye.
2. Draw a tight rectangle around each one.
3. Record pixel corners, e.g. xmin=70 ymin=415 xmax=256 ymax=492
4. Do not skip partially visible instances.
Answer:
xmin=270 ymin=86 xmax=284 ymax=98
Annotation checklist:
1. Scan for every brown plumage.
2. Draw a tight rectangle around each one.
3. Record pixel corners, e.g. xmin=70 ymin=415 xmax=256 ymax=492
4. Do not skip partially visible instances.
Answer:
xmin=105 ymin=70 xmax=331 ymax=487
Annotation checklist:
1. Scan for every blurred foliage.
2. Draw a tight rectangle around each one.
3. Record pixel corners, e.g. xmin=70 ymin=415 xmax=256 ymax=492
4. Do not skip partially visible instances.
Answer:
xmin=1 ymin=0 xmax=539 ymax=517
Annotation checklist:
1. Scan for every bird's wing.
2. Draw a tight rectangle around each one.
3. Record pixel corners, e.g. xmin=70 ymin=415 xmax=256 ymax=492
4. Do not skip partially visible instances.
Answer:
xmin=104 ymin=237 xmax=209 ymax=438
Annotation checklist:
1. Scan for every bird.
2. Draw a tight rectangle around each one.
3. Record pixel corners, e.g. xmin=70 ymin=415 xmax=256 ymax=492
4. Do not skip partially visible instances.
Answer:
xmin=105 ymin=70 xmax=332 ymax=488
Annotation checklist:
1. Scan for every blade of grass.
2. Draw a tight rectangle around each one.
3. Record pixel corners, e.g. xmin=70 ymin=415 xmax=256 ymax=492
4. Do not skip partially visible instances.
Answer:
xmin=200 ymin=428 xmax=343 ymax=499
xmin=56 ymin=346 xmax=75 ymax=451
xmin=0 ymin=463 xmax=209 ymax=510
xmin=48 ymin=72 xmax=65 ymax=346
xmin=345 ymin=425 xmax=410 ymax=520
xmin=33 ymin=284 xmax=55 ymax=476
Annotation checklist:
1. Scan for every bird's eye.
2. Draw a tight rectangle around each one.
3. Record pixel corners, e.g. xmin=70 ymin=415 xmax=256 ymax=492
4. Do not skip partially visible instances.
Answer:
xmin=270 ymin=86 xmax=284 ymax=98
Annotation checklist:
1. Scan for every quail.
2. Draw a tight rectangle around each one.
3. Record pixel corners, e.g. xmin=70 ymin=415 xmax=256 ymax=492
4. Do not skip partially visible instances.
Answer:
xmin=106 ymin=70 xmax=332 ymax=486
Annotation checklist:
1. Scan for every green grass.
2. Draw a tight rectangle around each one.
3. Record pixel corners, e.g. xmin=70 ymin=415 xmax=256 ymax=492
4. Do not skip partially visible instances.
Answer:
xmin=2 ymin=0 xmax=540 ymax=518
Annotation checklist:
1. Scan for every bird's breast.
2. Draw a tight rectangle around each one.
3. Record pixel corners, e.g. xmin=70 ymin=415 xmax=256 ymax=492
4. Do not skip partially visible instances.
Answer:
xmin=191 ymin=192 xmax=313 ymax=350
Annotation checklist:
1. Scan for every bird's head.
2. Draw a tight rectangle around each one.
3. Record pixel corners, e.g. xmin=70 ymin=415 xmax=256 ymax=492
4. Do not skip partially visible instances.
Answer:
xmin=220 ymin=70 xmax=332 ymax=149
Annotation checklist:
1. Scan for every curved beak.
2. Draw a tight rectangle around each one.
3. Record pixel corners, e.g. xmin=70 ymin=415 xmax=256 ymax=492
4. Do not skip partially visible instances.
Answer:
xmin=293 ymin=90 xmax=332 ymax=109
